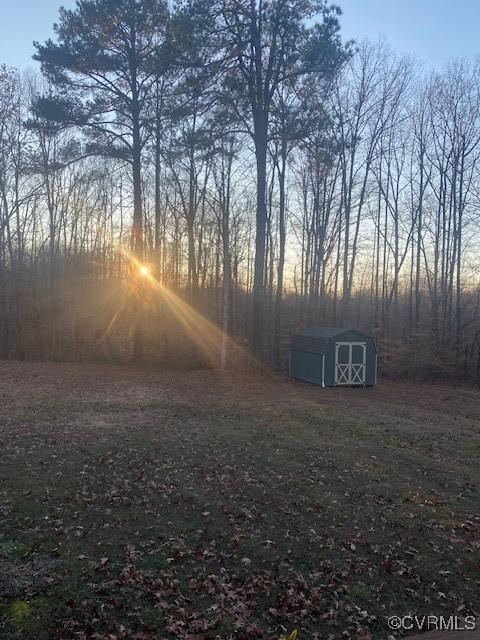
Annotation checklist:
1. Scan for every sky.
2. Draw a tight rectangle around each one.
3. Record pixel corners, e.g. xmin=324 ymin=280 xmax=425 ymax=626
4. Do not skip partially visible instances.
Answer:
xmin=339 ymin=0 xmax=480 ymax=68
xmin=0 ymin=0 xmax=479 ymax=71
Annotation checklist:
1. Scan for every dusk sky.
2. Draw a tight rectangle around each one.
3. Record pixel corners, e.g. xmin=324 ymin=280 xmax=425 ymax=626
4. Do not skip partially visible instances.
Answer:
xmin=0 ymin=0 xmax=479 ymax=71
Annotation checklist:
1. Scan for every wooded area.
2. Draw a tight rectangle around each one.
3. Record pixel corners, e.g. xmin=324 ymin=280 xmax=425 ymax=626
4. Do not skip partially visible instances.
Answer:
xmin=0 ymin=0 xmax=479 ymax=380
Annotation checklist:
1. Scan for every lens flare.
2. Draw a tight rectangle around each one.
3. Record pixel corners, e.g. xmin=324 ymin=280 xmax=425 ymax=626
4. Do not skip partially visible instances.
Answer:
xmin=118 ymin=246 xmax=256 ymax=371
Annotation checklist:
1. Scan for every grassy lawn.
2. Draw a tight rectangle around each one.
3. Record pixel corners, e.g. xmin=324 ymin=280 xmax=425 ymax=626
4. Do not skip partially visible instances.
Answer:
xmin=0 ymin=361 xmax=479 ymax=639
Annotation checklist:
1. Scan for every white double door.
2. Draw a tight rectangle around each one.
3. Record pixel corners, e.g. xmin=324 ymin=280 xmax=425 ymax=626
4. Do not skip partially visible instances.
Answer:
xmin=335 ymin=342 xmax=366 ymax=385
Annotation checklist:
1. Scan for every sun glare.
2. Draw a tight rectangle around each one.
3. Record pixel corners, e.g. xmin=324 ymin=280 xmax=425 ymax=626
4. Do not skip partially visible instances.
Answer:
xmin=118 ymin=246 xmax=255 ymax=371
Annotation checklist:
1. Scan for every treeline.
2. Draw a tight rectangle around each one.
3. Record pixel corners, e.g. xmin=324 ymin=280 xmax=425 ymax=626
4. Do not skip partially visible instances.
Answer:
xmin=0 ymin=0 xmax=479 ymax=381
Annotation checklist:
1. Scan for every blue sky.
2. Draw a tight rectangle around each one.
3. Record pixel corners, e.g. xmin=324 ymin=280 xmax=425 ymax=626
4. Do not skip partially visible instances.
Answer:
xmin=339 ymin=0 xmax=480 ymax=68
xmin=0 ymin=0 xmax=479 ymax=71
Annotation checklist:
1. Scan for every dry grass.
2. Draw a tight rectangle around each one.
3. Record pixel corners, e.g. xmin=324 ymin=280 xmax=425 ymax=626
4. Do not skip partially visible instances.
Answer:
xmin=0 ymin=361 xmax=479 ymax=639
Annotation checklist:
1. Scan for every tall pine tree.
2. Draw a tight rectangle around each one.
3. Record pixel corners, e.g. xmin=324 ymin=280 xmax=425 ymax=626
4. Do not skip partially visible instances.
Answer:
xmin=194 ymin=0 xmax=349 ymax=359
xmin=34 ymin=0 xmax=170 ymax=257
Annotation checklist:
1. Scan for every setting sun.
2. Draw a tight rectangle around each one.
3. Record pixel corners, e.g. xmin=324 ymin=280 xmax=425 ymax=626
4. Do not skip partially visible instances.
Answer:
xmin=139 ymin=265 xmax=149 ymax=277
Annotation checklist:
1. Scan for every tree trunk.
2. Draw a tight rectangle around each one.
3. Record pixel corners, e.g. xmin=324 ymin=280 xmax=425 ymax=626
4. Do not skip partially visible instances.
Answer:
xmin=252 ymin=109 xmax=268 ymax=361
xmin=415 ymin=148 xmax=424 ymax=329
xmin=273 ymin=140 xmax=287 ymax=368
xmin=131 ymin=94 xmax=144 ymax=362
xmin=131 ymin=108 xmax=143 ymax=259
xmin=154 ymin=82 xmax=162 ymax=263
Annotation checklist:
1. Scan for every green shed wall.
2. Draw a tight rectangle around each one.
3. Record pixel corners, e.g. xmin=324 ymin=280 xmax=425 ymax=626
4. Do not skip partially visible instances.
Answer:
xmin=324 ymin=344 xmax=336 ymax=386
xmin=290 ymin=350 xmax=324 ymax=385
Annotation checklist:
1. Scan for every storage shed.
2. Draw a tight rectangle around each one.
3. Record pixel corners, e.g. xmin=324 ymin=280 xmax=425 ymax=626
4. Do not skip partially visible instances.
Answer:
xmin=290 ymin=327 xmax=377 ymax=387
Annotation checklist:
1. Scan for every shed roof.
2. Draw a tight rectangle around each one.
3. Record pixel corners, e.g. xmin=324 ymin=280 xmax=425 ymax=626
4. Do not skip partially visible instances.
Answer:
xmin=291 ymin=326 xmax=375 ymax=356
xmin=291 ymin=334 xmax=328 ymax=354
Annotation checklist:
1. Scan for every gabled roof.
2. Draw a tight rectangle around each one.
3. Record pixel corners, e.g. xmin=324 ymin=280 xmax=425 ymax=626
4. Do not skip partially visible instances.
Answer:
xmin=301 ymin=327 xmax=351 ymax=338
xmin=291 ymin=334 xmax=329 ymax=354
xmin=291 ymin=326 xmax=374 ymax=355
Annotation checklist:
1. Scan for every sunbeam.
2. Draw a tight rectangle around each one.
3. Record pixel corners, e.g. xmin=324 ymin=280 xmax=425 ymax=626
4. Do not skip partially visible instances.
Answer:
xmin=119 ymin=247 xmax=255 ymax=370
